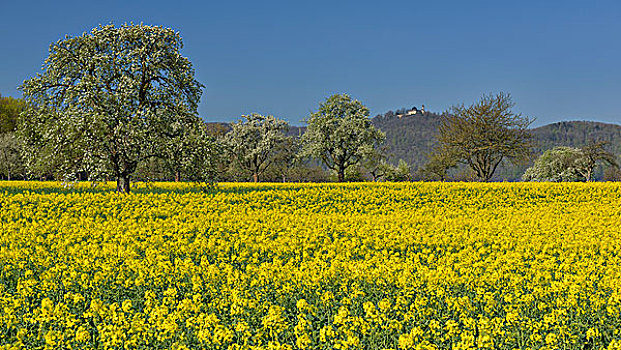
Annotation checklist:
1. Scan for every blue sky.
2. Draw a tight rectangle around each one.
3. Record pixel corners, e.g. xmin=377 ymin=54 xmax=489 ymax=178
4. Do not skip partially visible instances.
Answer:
xmin=1 ymin=0 xmax=620 ymax=126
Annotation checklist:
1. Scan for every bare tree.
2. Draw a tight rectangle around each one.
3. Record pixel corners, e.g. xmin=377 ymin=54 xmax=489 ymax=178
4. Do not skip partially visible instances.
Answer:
xmin=575 ymin=140 xmax=618 ymax=181
xmin=439 ymin=92 xmax=533 ymax=181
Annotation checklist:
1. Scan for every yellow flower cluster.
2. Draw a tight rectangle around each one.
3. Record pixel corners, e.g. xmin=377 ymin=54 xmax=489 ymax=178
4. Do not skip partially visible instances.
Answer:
xmin=1 ymin=181 xmax=621 ymax=349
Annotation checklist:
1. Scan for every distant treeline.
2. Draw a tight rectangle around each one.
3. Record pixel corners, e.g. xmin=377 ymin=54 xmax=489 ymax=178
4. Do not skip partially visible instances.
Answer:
xmin=372 ymin=108 xmax=621 ymax=181
xmin=2 ymin=93 xmax=621 ymax=183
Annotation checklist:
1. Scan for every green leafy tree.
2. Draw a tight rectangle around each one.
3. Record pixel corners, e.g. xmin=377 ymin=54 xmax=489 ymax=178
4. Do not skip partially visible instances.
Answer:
xmin=343 ymin=164 xmax=365 ymax=182
xmin=522 ymin=146 xmax=584 ymax=182
xmin=134 ymin=122 xmax=220 ymax=184
xmin=179 ymin=122 xmax=222 ymax=185
xmin=0 ymin=95 xmax=26 ymax=134
xmin=134 ymin=157 xmax=168 ymax=181
xmin=19 ymin=23 xmax=204 ymax=193
xmin=439 ymin=92 xmax=533 ymax=181
xmin=327 ymin=163 xmax=366 ymax=182
xmin=270 ymin=136 xmax=300 ymax=182
xmin=420 ymin=147 xmax=459 ymax=181
xmin=224 ymin=113 xmax=290 ymax=182
xmin=301 ymin=94 xmax=385 ymax=182
xmin=384 ymin=159 xmax=412 ymax=182
xmin=0 ymin=132 xmax=24 ymax=180
xmin=160 ymin=120 xmax=220 ymax=183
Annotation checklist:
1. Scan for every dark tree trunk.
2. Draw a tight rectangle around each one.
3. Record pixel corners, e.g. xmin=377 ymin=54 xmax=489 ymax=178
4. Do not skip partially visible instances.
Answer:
xmin=175 ymin=170 xmax=180 ymax=182
xmin=337 ymin=167 xmax=345 ymax=182
xmin=116 ymin=175 xmax=131 ymax=194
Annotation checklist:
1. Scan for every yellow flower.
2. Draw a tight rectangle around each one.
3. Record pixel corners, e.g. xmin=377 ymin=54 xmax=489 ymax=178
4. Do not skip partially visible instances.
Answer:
xmin=2 ymin=181 xmax=621 ymax=348
xmin=122 ymin=299 xmax=133 ymax=313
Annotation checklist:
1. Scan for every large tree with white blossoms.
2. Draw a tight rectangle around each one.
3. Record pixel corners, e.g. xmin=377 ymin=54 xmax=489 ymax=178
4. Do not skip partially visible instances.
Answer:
xmin=20 ymin=23 xmax=206 ymax=192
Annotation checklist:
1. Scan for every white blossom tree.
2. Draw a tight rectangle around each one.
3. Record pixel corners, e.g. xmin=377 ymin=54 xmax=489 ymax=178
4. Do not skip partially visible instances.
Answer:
xmin=223 ymin=113 xmax=290 ymax=182
xmin=20 ymin=23 xmax=204 ymax=193
xmin=522 ymin=147 xmax=583 ymax=182
xmin=301 ymin=94 xmax=385 ymax=182
xmin=523 ymin=143 xmax=618 ymax=182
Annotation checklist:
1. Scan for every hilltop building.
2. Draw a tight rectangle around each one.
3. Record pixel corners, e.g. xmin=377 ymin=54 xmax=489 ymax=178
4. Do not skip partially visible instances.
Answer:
xmin=398 ymin=105 xmax=426 ymax=118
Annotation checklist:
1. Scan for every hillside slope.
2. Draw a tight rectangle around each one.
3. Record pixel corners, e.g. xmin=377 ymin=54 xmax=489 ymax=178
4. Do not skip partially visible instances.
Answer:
xmin=373 ymin=112 xmax=621 ymax=179
xmin=531 ymin=121 xmax=621 ymax=153
xmin=371 ymin=112 xmax=442 ymax=170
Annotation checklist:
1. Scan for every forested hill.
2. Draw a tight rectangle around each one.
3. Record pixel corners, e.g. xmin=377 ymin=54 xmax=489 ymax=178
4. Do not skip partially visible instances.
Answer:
xmin=370 ymin=110 xmax=443 ymax=170
xmin=531 ymin=121 xmax=621 ymax=154
xmin=370 ymin=110 xmax=621 ymax=179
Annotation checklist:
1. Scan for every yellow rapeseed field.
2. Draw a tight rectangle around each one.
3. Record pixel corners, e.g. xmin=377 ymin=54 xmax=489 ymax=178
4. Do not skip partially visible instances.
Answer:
xmin=1 ymin=181 xmax=621 ymax=349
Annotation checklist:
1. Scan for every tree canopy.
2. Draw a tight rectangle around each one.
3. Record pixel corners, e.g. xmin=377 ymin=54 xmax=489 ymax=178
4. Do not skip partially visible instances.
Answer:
xmin=438 ymin=92 xmax=533 ymax=181
xmin=522 ymin=146 xmax=584 ymax=182
xmin=19 ymin=23 xmax=204 ymax=192
xmin=575 ymin=140 xmax=618 ymax=181
xmin=420 ymin=147 xmax=459 ymax=181
xmin=0 ymin=94 xmax=26 ymax=134
xmin=223 ymin=113 xmax=290 ymax=182
xmin=301 ymin=94 xmax=385 ymax=182
xmin=0 ymin=133 xmax=24 ymax=180
xmin=523 ymin=142 xmax=618 ymax=182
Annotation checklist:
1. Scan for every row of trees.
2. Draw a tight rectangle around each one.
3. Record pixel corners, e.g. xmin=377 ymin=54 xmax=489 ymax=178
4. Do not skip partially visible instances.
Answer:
xmin=6 ymin=83 xmax=619 ymax=188
xmin=3 ymin=23 xmax=619 ymax=191
xmin=3 ymin=90 xmax=408 ymax=188
xmin=220 ymin=97 xmax=411 ymax=184
xmin=5 ymin=24 xmax=401 ymax=192
xmin=420 ymin=93 xmax=619 ymax=182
